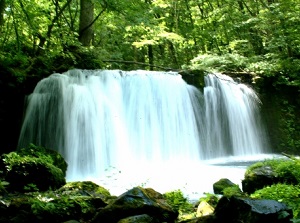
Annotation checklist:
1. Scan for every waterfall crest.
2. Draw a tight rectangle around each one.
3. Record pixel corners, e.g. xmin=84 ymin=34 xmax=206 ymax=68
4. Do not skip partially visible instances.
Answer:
xmin=18 ymin=69 xmax=269 ymax=183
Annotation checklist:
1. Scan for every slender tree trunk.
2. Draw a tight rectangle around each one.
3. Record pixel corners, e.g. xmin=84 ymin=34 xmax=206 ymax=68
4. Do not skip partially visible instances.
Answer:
xmin=0 ymin=0 xmax=5 ymax=28
xmin=79 ymin=0 xmax=94 ymax=46
xmin=147 ymin=45 xmax=154 ymax=70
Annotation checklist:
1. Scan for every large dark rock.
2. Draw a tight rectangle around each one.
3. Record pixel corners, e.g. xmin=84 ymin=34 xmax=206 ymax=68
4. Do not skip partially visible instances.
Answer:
xmin=214 ymin=196 xmax=293 ymax=223
xmin=242 ymin=165 xmax=278 ymax=194
xmin=91 ymin=186 xmax=179 ymax=223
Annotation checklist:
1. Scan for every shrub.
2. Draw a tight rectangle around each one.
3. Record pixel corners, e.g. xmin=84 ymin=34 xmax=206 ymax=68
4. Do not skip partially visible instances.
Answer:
xmin=163 ymin=189 xmax=194 ymax=214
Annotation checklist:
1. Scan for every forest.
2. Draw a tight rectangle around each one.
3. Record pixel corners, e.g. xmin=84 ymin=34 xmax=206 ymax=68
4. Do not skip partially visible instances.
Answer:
xmin=0 ymin=0 xmax=300 ymax=153
xmin=0 ymin=0 xmax=299 ymax=77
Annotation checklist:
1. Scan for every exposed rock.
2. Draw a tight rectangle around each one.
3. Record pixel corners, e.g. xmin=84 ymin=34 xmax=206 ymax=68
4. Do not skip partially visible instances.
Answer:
xmin=242 ymin=165 xmax=279 ymax=194
xmin=91 ymin=186 xmax=178 ymax=223
xmin=196 ymin=201 xmax=214 ymax=217
xmin=179 ymin=69 xmax=206 ymax=89
xmin=214 ymin=196 xmax=293 ymax=223
xmin=213 ymin=178 xmax=239 ymax=195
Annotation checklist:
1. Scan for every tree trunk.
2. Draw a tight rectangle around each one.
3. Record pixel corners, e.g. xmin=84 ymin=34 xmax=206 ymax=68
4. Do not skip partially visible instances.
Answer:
xmin=79 ymin=0 xmax=94 ymax=46
xmin=0 ymin=0 xmax=5 ymax=29
xmin=147 ymin=45 xmax=154 ymax=70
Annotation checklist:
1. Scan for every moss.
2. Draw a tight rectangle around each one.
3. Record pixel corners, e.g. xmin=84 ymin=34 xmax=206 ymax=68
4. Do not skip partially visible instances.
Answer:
xmin=0 ymin=151 xmax=65 ymax=192
xmin=222 ymin=185 xmax=244 ymax=197
xmin=199 ymin=193 xmax=219 ymax=208
xmin=245 ymin=158 xmax=300 ymax=184
xmin=17 ymin=143 xmax=68 ymax=176
xmin=58 ymin=181 xmax=112 ymax=203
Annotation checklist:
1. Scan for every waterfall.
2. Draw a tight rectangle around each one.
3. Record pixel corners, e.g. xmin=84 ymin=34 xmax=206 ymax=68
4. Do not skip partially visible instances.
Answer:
xmin=202 ymin=73 xmax=268 ymax=158
xmin=18 ymin=69 xmax=269 ymax=193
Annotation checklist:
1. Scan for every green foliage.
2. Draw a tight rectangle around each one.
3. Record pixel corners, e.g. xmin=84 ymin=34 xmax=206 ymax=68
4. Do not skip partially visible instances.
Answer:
xmin=222 ymin=185 xmax=244 ymax=197
xmin=0 ymin=145 xmax=66 ymax=192
xmin=0 ymin=180 xmax=9 ymax=194
xmin=246 ymin=158 xmax=300 ymax=184
xmin=28 ymin=192 xmax=83 ymax=220
xmin=250 ymin=184 xmax=300 ymax=219
xmin=0 ymin=0 xmax=300 ymax=82
xmin=18 ymin=143 xmax=68 ymax=176
xmin=24 ymin=183 xmax=39 ymax=192
xmin=163 ymin=189 xmax=194 ymax=214
xmin=19 ymin=181 xmax=110 ymax=221
xmin=199 ymin=193 xmax=219 ymax=208
xmin=187 ymin=53 xmax=248 ymax=72
xmin=279 ymin=101 xmax=300 ymax=151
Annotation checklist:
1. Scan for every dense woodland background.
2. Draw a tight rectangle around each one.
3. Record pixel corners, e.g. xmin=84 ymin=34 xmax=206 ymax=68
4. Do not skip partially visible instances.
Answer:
xmin=0 ymin=0 xmax=299 ymax=155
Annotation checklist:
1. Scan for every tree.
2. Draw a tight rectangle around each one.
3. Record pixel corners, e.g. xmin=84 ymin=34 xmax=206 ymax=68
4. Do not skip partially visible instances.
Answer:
xmin=79 ymin=0 xmax=94 ymax=46
xmin=0 ymin=0 xmax=4 ymax=29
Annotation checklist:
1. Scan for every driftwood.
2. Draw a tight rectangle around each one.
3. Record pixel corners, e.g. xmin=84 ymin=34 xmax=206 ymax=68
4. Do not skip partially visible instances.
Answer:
xmin=281 ymin=152 xmax=299 ymax=161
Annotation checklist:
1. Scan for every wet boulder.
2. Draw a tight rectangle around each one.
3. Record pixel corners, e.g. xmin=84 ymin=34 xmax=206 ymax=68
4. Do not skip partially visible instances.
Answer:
xmin=91 ymin=186 xmax=178 ymax=223
xmin=242 ymin=158 xmax=300 ymax=194
xmin=214 ymin=196 xmax=293 ymax=223
xmin=242 ymin=165 xmax=278 ymax=194
xmin=58 ymin=181 xmax=112 ymax=203
xmin=213 ymin=178 xmax=241 ymax=195
xmin=17 ymin=143 xmax=68 ymax=176
xmin=0 ymin=147 xmax=66 ymax=192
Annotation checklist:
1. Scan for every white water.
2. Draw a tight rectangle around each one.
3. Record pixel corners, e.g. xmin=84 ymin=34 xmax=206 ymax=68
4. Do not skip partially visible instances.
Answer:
xmin=18 ymin=69 xmax=271 ymax=199
xmin=202 ymin=73 xmax=268 ymax=158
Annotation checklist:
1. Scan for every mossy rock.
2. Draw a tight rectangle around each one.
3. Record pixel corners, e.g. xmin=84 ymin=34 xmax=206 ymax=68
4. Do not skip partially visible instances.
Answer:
xmin=0 ymin=190 xmax=108 ymax=223
xmin=17 ymin=143 xmax=68 ymax=176
xmin=213 ymin=178 xmax=241 ymax=195
xmin=93 ymin=186 xmax=179 ymax=223
xmin=58 ymin=181 xmax=112 ymax=202
xmin=242 ymin=158 xmax=300 ymax=194
xmin=0 ymin=152 xmax=65 ymax=192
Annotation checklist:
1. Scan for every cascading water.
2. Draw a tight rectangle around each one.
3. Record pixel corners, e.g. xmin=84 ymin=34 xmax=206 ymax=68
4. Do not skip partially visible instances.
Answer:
xmin=18 ymin=69 xmax=270 ymax=198
xmin=202 ymin=73 xmax=269 ymax=159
